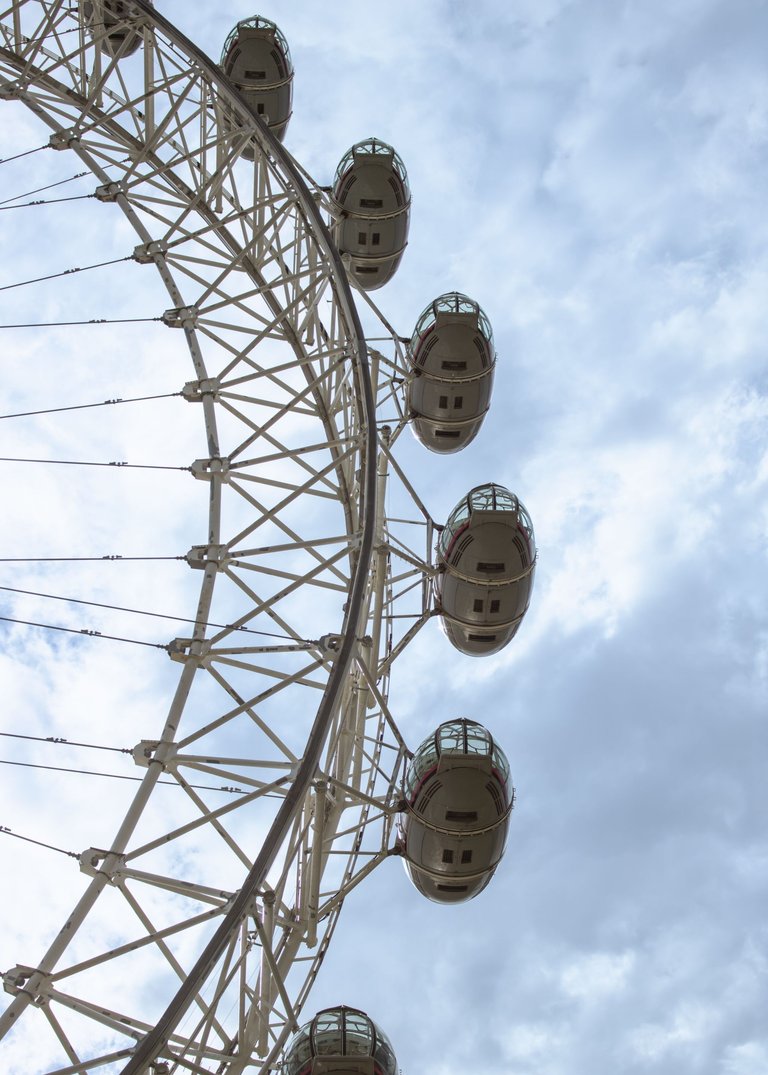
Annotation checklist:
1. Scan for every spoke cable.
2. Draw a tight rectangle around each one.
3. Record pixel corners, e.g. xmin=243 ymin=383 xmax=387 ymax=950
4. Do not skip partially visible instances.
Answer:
xmin=0 ymin=143 xmax=51 ymax=166
xmin=0 ymin=255 xmax=134 ymax=292
xmin=0 ymin=391 xmax=183 ymax=420
xmin=0 ymin=193 xmax=95 ymax=211
xmin=0 ymin=731 xmax=131 ymax=755
xmin=0 ymin=614 xmax=168 ymax=650
xmin=0 ymin=169 xmax=90 ymax=206
xmin=0 ymin=761 xmax=248 ymax=796
xmin=0 ymin=585 xmax=312 ymax=643
xmin=0 ymin=555 xmax=184 ymax=562
xmin=0 ymin=825 xmax=79 ymax=860
xmin=0 ymin=154 xmax=132 ymax=205
xmin=0 ymin=456 xmax=190 ymax=472
xmin=0 ymin=316 xmax=163 ymax=329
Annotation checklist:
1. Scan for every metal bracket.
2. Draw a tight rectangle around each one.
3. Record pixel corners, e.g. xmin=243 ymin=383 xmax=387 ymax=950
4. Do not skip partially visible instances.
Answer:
xmin=167 ymin=637 xmax=211 ymax=663
xmin=317 ymin=633 xmax=342 ymax=653
xmin=182 ymin=377 xmax=220 ymax=401
xmin=186 ymin=543 xmax=230 ymax=569
xmin=49 ymin=128 xmax=79 ymax=150
xmin=190 ymin=457 xmax=231 ymax=481
xmin=162 ymin=306 xmax=198 ymax=328
xmin=94 ymin=181 xmax=124 ymax=202
xmin=79 ymin=847 xmax=125 ymax=882
xmin=133 ymin=240 xmax=168 ymax=263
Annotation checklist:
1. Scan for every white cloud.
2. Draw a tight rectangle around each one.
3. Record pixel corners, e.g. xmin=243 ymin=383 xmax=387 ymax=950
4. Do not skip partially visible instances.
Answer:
xmin=2 ymin=2 xmax=768 ymax=1074
xmin=560 ymin=949 xmax=635 ymax=1001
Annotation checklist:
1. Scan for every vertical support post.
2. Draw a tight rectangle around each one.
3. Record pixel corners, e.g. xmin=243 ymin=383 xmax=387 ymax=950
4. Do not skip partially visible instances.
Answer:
xmin=91 ymin=17 xmax=103 ymax=111
xmin=425 ymin=516 xmax=434 ymax=617
xmin=365 ymin=425 xmax=391 ymax=707
xmin=143 ymin=25 xmax=155 ymax=145
xmin=349 ymin=426 xmax=391 ymax=791
xmin=256 ymin=892 xmax=275 ymax=1058
xmin=253 ymin=154 xmax=267 ymax=253
xmin=305 ymin=781 xmax=326 ymax=948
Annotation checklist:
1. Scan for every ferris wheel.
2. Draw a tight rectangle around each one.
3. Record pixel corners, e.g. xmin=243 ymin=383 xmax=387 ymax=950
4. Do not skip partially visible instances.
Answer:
xmin=0 ymin=3 xmax=535 ymax=1073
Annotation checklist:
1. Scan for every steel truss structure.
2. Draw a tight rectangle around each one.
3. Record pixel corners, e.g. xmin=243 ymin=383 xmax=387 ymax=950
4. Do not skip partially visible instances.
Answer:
xmin=0 ymin=2 xmax=442 ymax=1073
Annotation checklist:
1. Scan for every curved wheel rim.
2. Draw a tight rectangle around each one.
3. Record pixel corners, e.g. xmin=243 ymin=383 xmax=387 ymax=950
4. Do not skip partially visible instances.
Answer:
xmin=0 ymin=2 xmax=398 ymax=1071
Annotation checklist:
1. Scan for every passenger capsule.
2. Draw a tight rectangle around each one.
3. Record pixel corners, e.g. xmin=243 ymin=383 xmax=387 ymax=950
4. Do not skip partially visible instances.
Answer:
xmin=83 ymin=0 xmax=153 ymax=57
xmin=282 ymin=1006 xmax=397 ymax=1075
xmin=220 ymin=16 xmax=294 ymax=151
xmin=399 ymin=719 xmax=513 ymax=903
xmin=408 ymin=292 xmax=495 ymax=453
xmin=331 ymin=138 xmax=410 ymax=291
xmin=435 ymin=483 xmax=535 ymax=656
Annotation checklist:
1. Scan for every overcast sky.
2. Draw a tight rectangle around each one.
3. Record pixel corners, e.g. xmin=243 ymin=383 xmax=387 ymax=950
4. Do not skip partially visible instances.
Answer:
xmin=1 ymin=2 xmax=767 ymax=1074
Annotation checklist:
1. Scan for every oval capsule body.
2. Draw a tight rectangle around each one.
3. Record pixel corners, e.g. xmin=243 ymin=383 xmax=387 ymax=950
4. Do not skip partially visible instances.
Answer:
xmin=435 ymin=483 xmax=535 ymax=656
xmin=220 ymin=16 xmax=293 ymax=151
xmin=83 ymin=0 xmax=153 ymax=56
xmin=331 ymin=138 xmax=410 ymax=291
xmin=399 ymin=719 xmax=513 ymax=903
xmin=408 ymin=292 xmax=495 ymax=453
xmin=282 ymin=1006 xmax=398 ymax=1075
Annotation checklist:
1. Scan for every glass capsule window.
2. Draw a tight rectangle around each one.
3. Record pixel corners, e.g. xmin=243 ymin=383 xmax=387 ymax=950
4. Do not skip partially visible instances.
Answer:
xmin=410 ymin=291 xmax=493 ymax=350
xmin=333 ymin=138 xmax=411 ymax=195
xmin=283 ymin=1007 xmax=396 ymax=1075
xmin=438 ymin=483 xmax=534 ymax=558
xmin=284 ymin=1025 xmax=313 ymax=1075
xmin=404 ymin=737 xmax=440 ymax=799
xmin=344 ymin=1011 xmax=374 ymax=1056
xmin=220 ymin=15 xmax=293 ymax=71
xmin=313 ymin=1010 xmax=344 ymax=1055
xmin=405 ymin=720 xmax=510 ymax=798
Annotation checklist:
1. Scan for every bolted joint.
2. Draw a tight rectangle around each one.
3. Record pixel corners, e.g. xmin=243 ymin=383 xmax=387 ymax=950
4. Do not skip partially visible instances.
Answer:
xmin=182 ymin=377 xmax=220 ymax=402
xmin=132 ymin=740 xmax=178 ymax=769
xmin=79 ymin=847 xmax=124 ymax=881
xmin=94 ymin=181 xmax=124 ymax=203
xmin=133 ymin=240 xmax=168 ymax=264
xmin=162 ymin=306 xmax=198 ymax=329
xmin=49 ymin=129 xmax=80 ymax=150
xmin=0 ymin=83 xmax=24 ymax=100
xmin=317 ymin=633 xmax=342 ymax=654
xmin=186 ymin=544 xmax=230 ymax=570
xmin=3 ymin=965 xmax=35 ymax=997
xmin=132 ymin=739 xmax=159 ymax=767
xmin=167 ymin=637 xmax=210 ymax=664
xmin=190 ymin=457 xmax=230 ymax=481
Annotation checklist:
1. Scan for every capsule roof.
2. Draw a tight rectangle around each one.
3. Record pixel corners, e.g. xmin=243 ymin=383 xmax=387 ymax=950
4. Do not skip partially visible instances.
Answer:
xmin=333 ymin=137 xmax=410 ymax=200
xmin=438 ymin=482 xmax=534 ymax=559
xmin=411 ymin=291 xmax=493 ymax=347
xmin=283 ymin=1007 xmax=397 ymax=1075
xmin=405 ymin=719 xmax=510 ymax=799
xmin=220 ymin=15 xmax=293 ymax=71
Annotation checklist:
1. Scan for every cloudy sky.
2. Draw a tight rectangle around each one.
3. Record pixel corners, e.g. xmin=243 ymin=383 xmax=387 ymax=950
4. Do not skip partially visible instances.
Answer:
xmin=1 ymin=1 xmax=767 ymax=1074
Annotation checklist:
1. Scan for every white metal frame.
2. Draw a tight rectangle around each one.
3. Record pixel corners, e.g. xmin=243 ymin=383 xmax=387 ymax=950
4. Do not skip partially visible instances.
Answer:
xmin=0 ymin=2 xmax=452 ymax=1072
